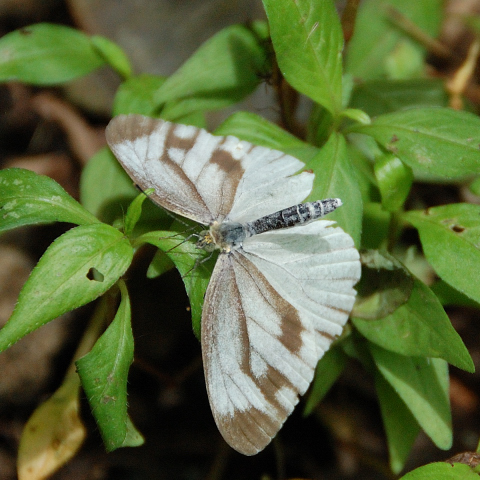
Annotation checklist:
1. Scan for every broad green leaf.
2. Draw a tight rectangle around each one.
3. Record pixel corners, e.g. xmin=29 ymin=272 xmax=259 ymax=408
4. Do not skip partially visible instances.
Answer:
xmin=469 ymin=176 xmax=480 ymax=196
xmin=263 ymin=0 xmax=343 ymax=115
xmin=0 ymin=23 xmax=104 ymax=85
xmin=400 ymin=462 xmax=478 ymax=480
xmin=431 ymin=280 xmax=480 ymax=309
xmin=375 ymin=372 xmax=420 ymax=474
xmin=349 ymin=79 xmax=448 ymax=117
xmin=0 ymin=223 xmax=133 ymax=352
xmin=307 ymin=133 xmax=362 ymax=246
xmin=345 ymin=0 xmax=443 ymax=79
xmin=307 ymin=104 xmax=334 ymax=147
xmin=370 ymin=345 xmax=452 ymax=450
xmin=214 ymin=111 xmax=319 ymax=162
xmin=303 ymin=346 xmax=347 ymax=416
xmin=215 ymin=111 xmax=308 ymax=149
xmin=153 ymin=23 xmax=269 ymax=119
xmin=347 ymin=144 xmax=381 ymax=205
xmin=123 ymin=189 xmax=154 ymax=237
xmin=17 ymin=372 xmax=86 ymax=480
xmin=90 ymin=35 xmax=132 ymax=79
xmin=404 ymin=204 xmax=480 ymax=304
xmin=349 ymin=108 xmax=480 ymax=178
xmin=0 ymin=168 xmax=99 ymax=234
xmin=136 ymin=229 xmax=215 ymax=338
xmin=76 ymin=282 xmax=144 ymax=451
xmin=80 ymin=148 xmax=138 ymax=222
xmin=112 ymin=74 xmax=166 ymax=116
xmin=353 ymin=250 xmax=473 ymax=372
xmin=361 ymin=203 xmax=390 ymax=249
xmin=146 ymin=249 xmax=175 ymax=278
xmin=374 ymin=154 xmax=413 ymax=212
xmin=353 ymin=250 xmax=414 ymax=320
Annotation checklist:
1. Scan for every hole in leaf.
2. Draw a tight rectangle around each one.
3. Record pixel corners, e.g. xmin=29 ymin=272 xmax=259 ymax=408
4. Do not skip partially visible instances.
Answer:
xmin=87 ymin=267 xmax=104 ymax=282
xmin=451 ymin=224 xmax=465 ymax=233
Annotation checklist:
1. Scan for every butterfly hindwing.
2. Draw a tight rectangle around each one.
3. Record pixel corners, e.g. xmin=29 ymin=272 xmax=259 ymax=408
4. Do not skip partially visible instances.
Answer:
xmin=202 ymin=252 xmax=319 ymax=455
xmin=242 ymin=220 xmax=361 ymax=352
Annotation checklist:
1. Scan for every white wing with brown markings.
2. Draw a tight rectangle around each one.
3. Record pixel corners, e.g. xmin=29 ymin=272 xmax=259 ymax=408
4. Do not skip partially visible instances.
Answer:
xmin=202 ymin=220 xmax=360 ymax=455
xmin=106 ymin=114 xmax=313 ymax=224
xmin=106 ymin=114 xmax=361 ymax=456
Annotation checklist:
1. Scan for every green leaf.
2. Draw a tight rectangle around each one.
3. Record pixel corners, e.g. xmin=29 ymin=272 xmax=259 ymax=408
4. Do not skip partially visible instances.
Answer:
xmin=375 ymin=372 xmax=420 ymax=474
xmin=345 ymin=0 xmax=443 ymax=79
xmin=353 ymin=250 xmax=474 ymax=372
xmin=90 ymin=35 xmax=132 ymax=79
xmin=431 ymin=280 xmax=480 ymax=309
xmin=0 ymin=23 xmax=105 ymax=85
xmin=214 ymin=111 xmax=319 ymax=162
xmin=112 ymin=74 xmax=166 ymax=116
xmin=374 ymin=154 xmax=413 ymax=212
xmin=340 ymin=108 xmax=371 ymax=125
xmin=146 ymin=249 xmax=175 ymax=279
xmin=76 ymin=282 xmax=144 ymax=451
xmin=307 ymin=133 xmax=363 ymax=246
xmin=348 ymin=107 xmax=480 ymax=179
xmin=80 ymin=148 xmax=138 ymax=222
xmin=370 ymin=345 xmax=452 ymax=450
xmin=153 ymin=23 xmax=269 ymax=119
xmin=349 ymin=79 xmax=448 ymax=117
xmin=361 ymin=203 xmax=390 ymax=249
xmin=0 ymin=168 xmax=99 ymax=234
xmin=0 ymin=223 xmax=133 ymax=352
xmin=263 ymin=0 xmax=343 ymax=115
xmin=347 ymin=144 xmax=381 ymax=205
xmin=404 ymin=204 xmax=480 ymax=304
xmin=124 ymin=189 xmax=154 ymax=237
xmin=400 ymin=462 xmax=478 ymax=480
xmin=353 ymin=250 xmax=414 ymax=319
xmin=469 ymin=176 xmax=480 ymax=196
xmin=136 ymin=229 xmax=215 ymax=338
xmin=303 ymin=346 xmax=347 ymax=416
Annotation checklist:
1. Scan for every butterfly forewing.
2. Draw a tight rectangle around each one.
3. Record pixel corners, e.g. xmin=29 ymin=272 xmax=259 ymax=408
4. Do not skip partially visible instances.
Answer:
xmin=106 ymin=114 xmax=314 ymax=225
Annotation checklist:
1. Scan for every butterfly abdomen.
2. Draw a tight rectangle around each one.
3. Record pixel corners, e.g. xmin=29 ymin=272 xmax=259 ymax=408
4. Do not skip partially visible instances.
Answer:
xmin=246 ymin=198 xmax=342 ymax=236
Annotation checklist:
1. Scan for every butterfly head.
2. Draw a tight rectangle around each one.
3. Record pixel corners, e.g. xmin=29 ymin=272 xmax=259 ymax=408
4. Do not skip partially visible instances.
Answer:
xmin=196 ymin=221 xmax=247 ymax=253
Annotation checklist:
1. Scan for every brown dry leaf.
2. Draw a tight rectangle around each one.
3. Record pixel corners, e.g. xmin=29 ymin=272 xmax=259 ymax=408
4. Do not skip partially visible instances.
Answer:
xmin=17 ymin=373 xmax=86 ymax=480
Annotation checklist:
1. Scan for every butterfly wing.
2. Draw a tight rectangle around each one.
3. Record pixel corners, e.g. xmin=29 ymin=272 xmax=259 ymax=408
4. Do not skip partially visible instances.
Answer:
xmin=106 ymin=114 xmax=314 ymax=224
xmin=202 ymin=221 xmax=360 ymax=455
xmin=241 ymin=221 xmax=361 ymax=354
xmin=202 ymin=252 xmax=319 ymax=455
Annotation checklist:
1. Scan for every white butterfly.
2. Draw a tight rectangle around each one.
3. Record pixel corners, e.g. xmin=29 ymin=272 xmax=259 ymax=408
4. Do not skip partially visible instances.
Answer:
xmin=106 ymin=114 xmax=361 ymax=455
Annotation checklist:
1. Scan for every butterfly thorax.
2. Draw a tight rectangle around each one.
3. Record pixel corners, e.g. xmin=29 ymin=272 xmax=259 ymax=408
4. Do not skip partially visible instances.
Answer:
xmin=196 ymin=221 xmax=247 ymax=253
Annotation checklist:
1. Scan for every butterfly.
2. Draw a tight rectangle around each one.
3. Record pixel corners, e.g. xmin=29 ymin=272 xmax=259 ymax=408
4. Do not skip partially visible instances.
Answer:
xmin=106 ymin=114 xmax=361 ymax=455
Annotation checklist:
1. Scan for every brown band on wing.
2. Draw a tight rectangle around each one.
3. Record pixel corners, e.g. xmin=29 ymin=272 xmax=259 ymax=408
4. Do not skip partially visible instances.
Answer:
xmin=166 ymin=122 xmax=201 ymax=152
xmin=235 ymin=252 xmax=307 ymax=357
xmin=106 ymin=114 xmax=159 ymax=141
xmin=209 ymin=137 xmax=247 ymax=219
xmin=106 ymin=115 xmax=214 ymax=222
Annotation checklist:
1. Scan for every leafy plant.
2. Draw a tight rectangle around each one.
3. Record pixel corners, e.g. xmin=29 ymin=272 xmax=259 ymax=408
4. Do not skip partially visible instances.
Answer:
xmin=0 ymin=0 xmax=479 ymax=478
